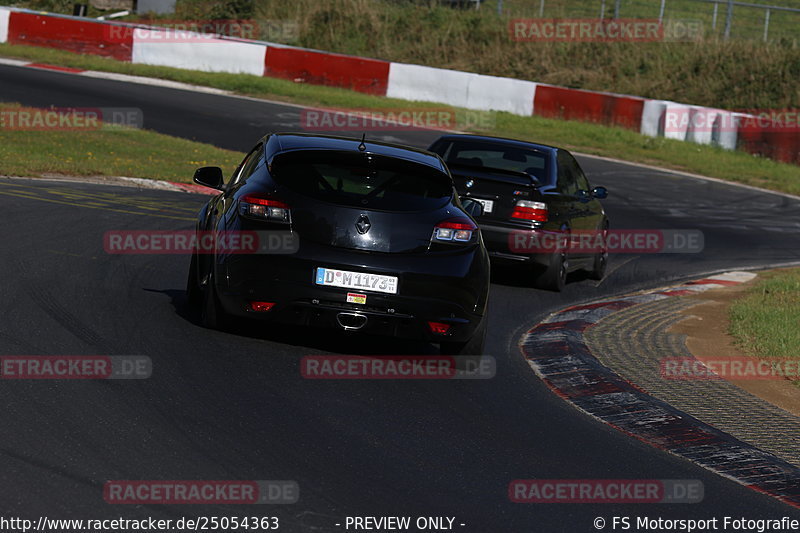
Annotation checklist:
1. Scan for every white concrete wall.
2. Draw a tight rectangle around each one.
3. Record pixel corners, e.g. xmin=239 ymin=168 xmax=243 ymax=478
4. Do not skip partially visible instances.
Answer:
xmin=132 ymin=29 xmax=267 ymax=76
xmin=387 ymin=62 xmax=536 ymax=116
xmin=0 ymin=8 xmax=11 ymax=44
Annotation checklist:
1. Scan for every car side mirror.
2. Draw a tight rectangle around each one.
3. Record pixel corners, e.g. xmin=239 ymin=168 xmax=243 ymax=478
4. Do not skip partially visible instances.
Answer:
xmin=591 ymin=186 xmax=608 ymax=199
xmin=576 ymin=189 xmax=591 ymax=202
xmin=461 ymin=197 xmax=484 ymax=218
xmin=193 ymin=166 xmax=225 ymax=190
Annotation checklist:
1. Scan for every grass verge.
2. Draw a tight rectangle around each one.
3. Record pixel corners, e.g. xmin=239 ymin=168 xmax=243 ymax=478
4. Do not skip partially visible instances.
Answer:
xmin=0 ymin=103 xmax=243 ymax=182
xmin=1 ymin=43 xmax=799 ymax=195
xmin=729 ymin=269 xmax=800 ymax=385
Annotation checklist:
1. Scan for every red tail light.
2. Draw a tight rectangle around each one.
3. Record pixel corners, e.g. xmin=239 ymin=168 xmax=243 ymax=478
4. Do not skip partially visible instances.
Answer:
xmin=433 ymin=217 xmax=478 ymax=243
xmin=428 ymin=321 xmax=451 ymax=335
xmin=239 ymin=193 xmax=290 ymax=223
xmin=249 ymin=301 xmax=275 ymax=312
xmin=511 ymin=200 xmax=548 ymax=222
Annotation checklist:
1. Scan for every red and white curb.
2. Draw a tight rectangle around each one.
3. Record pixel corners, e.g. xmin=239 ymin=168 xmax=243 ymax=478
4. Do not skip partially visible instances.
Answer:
xmin=520 ymin=271 xmax=800 ymax=509
xmin=112 ymin=176 xmax=217 ymax=195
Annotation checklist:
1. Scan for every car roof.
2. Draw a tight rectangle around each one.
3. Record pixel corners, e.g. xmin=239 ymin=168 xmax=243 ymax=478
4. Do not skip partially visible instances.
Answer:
xmin=268 ymin=133 xmax=446 ymax=171
xmin=432 ymin=134 xmax=559 ymax=154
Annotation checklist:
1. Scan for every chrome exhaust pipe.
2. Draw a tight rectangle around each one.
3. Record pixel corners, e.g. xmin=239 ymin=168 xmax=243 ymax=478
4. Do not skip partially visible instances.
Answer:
xmin=336 ymin=312 xmax=368 ymax=331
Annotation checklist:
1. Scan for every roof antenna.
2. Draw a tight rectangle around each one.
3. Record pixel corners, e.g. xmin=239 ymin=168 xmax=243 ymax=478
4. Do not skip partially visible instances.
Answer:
xmin=358 ymin=133 xmax=367 ymax=152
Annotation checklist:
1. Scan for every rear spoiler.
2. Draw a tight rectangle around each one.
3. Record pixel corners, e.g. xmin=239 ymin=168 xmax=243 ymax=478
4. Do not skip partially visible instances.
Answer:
xmin=446 ymin=162 xmax=542 ymax=187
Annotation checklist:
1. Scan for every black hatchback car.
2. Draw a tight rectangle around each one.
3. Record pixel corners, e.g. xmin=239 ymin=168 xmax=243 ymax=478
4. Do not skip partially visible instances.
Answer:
xmin=428 ymin=134 xmax=609 ymax=291
xmin=186 ymin=133 xmax=490 ymax=354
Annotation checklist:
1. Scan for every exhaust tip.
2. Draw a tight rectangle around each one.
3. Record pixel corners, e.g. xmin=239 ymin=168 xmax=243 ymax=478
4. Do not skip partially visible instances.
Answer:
xmin=336 ymin=312 xmax=368 ymax=331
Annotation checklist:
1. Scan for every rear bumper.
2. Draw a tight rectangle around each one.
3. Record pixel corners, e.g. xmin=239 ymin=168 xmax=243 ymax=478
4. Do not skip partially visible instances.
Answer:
xmin=481 ymin=223 xmax=553 ymax=268
xmin=213 ymin=242 xmax=489 ymax=343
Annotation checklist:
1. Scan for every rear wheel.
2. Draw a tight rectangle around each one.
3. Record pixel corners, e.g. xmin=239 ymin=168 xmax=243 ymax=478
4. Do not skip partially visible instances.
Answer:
xmin=589 ymin=223 xmax=609 ymax=281
xmin=186 ymin=252 xmax=202 ymax=308
xmin=440 ymin=318 xmax=487 ymax=356
xmin=201 ymin=272 xmax=229 ymax=330
xmin=534 ymin=251 xmax=567 ymax=292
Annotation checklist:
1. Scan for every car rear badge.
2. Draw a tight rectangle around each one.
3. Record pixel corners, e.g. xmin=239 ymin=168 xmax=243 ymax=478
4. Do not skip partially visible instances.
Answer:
xmin=465 ymin=179 xmax=474 ymax=188
xmin=355 ymin=214 xmax=371 ymax=234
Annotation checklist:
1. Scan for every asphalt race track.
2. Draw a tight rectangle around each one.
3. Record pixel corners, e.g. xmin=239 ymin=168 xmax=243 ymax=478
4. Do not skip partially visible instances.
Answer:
xmin=2 ymin=64 xmax=800 ymax=531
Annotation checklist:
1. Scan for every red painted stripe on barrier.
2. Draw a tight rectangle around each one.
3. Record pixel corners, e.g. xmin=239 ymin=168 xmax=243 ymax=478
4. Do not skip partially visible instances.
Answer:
xmin=264 ymin=47 xmax=389 ymax=96
xmin=534 ymin=85 xmax=644 ymax=130
xmin=27 ymin=62 xmax=85 ymax=73
xmin=738 ymin=119 xmax=800 ymax=165
xmin=7 ymin=12 xmax=132 ymax=61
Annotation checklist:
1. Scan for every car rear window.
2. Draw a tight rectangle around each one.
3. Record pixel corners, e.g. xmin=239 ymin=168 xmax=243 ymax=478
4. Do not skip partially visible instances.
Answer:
xmin=433 ymin=140 xmax=550 ymax=180
xmin=270 ymin=151 xmax=453 ymax=212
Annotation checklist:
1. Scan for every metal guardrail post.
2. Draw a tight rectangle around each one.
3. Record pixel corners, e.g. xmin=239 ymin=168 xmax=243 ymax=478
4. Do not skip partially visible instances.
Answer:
xmin=763 ymin=8 xmax=770 ymax=41
xmin=712 ymin=2 xmax=718 ymax=29
xmin=724 ymin=0 xmax=734 ymax=39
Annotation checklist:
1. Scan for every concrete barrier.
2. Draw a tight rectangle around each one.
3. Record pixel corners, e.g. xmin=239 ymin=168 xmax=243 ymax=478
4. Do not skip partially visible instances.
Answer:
xmin=387 ymin=62 xmax=536 ymax=116
xmin=7 ymin=11 xmax=132 ymax=60
xmin=265 ymin=46 xmax=389 ymax=95
xmin=132 ymin=29 xmax=266 ymax=75
xmin=533 ymin=85 xmax=644 ymax=131
xmin=0 ymin=7 xmax=9 ymax=44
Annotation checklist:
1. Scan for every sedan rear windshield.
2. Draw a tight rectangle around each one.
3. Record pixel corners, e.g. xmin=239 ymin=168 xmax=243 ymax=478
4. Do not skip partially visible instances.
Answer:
xmin=432 ymin=140 xmax=550 ymax=182
xmin=270 ymin=151 xmax=453 ymax=212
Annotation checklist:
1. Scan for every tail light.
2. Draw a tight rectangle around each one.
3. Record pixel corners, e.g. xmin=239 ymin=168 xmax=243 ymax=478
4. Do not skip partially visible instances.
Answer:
xmin=428 ymin=321 xmax=451 ymax=335
xmin=239 ymin=193 xmax=290 ymax=223
xmin=511 ymin=200 xmax=548 ymax=222
xmin=433 ymin=217 xmax=477 ymax=243
xmin=249 ymin=301 xmax=275 ymax=312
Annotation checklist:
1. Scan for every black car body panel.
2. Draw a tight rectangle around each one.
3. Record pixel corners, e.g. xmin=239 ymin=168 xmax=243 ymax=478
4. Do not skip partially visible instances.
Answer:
xmin=190 ymin=133 xmax=490 ymax=345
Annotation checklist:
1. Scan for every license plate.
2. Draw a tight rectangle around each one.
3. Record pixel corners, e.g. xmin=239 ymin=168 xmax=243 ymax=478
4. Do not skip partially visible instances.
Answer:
xmin=315 ymin=268 xmax=398 ymax=294
xmin=475 ymin=198 xmax=494 ymax=213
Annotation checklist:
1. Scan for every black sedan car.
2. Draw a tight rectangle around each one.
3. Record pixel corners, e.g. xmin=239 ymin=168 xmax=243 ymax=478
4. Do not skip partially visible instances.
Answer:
xmin=186 ymin=133 xmax=490 ymax=354
xmin=428 ymin=134 xmax=609 ymax=291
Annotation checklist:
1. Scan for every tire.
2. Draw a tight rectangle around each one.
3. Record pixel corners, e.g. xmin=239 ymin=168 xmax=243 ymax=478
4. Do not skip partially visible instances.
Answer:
xmin=201 ymin=272 xmax=229 ymax=330
xmin=440 ymin=317 xmax=487 ymax=356
xmin=588 ymin=222 xmax=609 ymax=281
xmin=186 ymin=252 xmax=202 ymax=308
xmin=533 ymin=251 xmax=567 ymax=292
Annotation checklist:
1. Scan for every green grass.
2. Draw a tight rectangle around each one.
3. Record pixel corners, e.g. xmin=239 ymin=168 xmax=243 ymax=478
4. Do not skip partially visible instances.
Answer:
xmin=0 ymin=103 xmax=243 ymax=181
xmin=729 ymin=269 xmax=800 ymax=384
xmin=2 ymin=42 xmax=800 ymax=195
